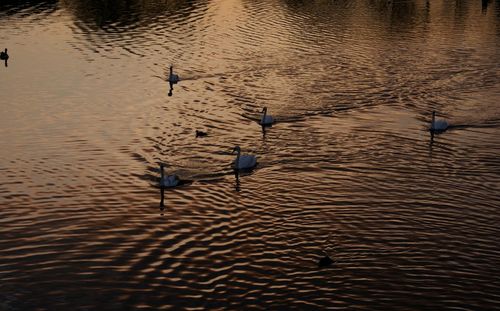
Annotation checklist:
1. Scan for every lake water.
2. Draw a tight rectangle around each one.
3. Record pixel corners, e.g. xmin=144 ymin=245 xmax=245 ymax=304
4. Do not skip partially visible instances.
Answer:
xmin=1 ymin=0 xmax=500 ymax=309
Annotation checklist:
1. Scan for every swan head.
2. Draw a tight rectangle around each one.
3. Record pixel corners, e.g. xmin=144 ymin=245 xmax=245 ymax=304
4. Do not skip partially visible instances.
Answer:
xmin=261 ymin=107 xmax=267 ymax=113
xmin=432 ymin=111 xmax=436 ymax=117
xmin=232 ymin=146 xmax=241 ymax=154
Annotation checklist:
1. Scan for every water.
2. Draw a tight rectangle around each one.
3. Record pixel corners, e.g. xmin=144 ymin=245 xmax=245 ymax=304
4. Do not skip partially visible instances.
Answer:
xmin=1 ymin=0 xmax=500 ymax=309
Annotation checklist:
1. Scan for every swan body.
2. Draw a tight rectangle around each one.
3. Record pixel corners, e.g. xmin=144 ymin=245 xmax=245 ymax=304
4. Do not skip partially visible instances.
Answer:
xmin=430 ymin=111 xmax=448 ymax=132
xmin=168 ymin=65 xmax=179 ymax=84
xmin=233 ymin=146 xmax=257 ymax=170
xmin=0 ymin=48 xmax=8 ymax=60
xmin=160 ymin=164 xmax=180 ymax=188
xmin=260 ymin=107 xmax=274 ymax=126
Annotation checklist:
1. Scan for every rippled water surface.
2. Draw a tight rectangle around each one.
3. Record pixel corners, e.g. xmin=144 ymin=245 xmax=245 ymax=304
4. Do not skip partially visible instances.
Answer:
xmin=1 ymin=0 xmax=500 ymax=309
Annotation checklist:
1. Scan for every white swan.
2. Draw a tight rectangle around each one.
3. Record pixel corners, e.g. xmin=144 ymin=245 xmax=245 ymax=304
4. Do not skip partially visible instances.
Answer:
xmin=160 ymin=163 xmax=180 ymax=188
xmin=233 ymin=146 xmax=257 ymax=170
xmin=168 ymin=65 xmax=179 ymax=84
xmin=260 ymin=107 xmax=274 ymax=126
xmin=430 ymin=111 xmax=448 ymax=132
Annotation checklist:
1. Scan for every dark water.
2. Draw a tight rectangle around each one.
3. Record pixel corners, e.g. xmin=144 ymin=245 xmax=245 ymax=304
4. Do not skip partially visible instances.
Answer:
xmin=1 ymin=0 xmax=500 ymax=309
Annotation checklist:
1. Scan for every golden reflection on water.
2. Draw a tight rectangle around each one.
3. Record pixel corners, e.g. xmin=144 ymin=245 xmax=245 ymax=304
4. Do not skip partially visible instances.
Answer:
xmin=1 ymin=0 xmax=500 ymax=309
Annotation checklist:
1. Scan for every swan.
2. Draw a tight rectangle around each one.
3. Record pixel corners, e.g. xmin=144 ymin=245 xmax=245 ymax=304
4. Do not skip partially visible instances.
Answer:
xmin=168 ymin=65 xmax=179 ymax=84
xmin=159 ymin=163 xmax=180 ymax=188
xmin=0 ymin=48 xmax=8 ymax=60
xmin=430 ymin=111 xmax=448 ymax=132
xmin=232 ymin=146 xmax=257 ymax=170
xmin=260 ymin=107 xmax=274 ymax=126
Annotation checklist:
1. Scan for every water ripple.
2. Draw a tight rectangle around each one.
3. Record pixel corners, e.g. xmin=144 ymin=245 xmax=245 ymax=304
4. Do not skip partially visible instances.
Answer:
xmin=1 ymin=0 xmax=500 ymax=310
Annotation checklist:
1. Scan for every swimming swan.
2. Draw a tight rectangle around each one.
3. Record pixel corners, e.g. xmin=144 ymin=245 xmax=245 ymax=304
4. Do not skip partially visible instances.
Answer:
xmin=430 ymin=111 xmax=448 ymax=132
xmin=168 ymin=65 xmax=179 ymax=84
xmin=159 ymin=163 xmax=180 ymax=188
xmin=233 ymin=146 xmax=257 ymax=170
xmin=260 ymin=107 xmax=274 ymax=126
xmin=0 ymin=48 xmax=8 ymax=60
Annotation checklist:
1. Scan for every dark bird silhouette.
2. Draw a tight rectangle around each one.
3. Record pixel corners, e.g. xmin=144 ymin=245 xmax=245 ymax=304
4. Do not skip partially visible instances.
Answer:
xmin=0 ymin=48 xmax=8 ymax=60
xmin=195 ymin=130 xmax=208 ymax=137
xmin=318 ymin=255 xmax=334 ymax=267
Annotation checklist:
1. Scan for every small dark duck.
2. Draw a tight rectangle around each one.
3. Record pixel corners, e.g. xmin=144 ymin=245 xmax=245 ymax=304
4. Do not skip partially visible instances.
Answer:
xmin=195 ymin=130 xmax=208 ymax=138
xmin=318 ymin=254 xmax=334 ymax=267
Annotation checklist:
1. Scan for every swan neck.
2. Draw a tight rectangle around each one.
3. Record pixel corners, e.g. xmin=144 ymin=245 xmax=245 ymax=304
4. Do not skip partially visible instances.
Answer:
xmin=160 ymin=165 xmax=164 ymax=179
xmin=235 ymin=150 xmax=241 ymax=168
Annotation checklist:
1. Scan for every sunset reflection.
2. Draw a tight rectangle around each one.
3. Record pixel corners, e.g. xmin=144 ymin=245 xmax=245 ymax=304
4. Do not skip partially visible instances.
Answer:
xmin=1 ymin=0 xmax=500 ymax=310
